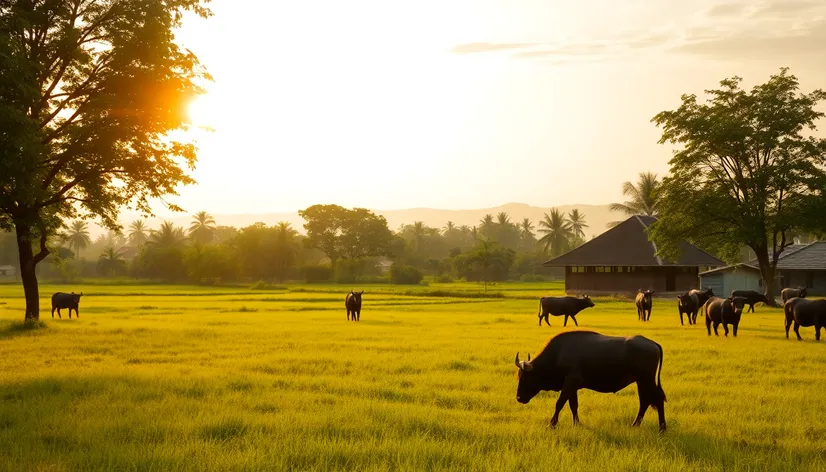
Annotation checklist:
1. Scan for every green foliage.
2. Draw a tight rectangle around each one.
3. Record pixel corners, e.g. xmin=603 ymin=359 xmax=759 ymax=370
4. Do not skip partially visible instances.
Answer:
xmin=649 ymin=68 xmax=826 ymax=294
xmin=608 ymin=172 xmax=661 ymax=227
xmin=299 ymin=205 xmax=393 ymax=265
xmin=97 ymin=247 xmax=127 ymax=277
xmin=452 ymin=240 xmax=515 ymax=285
xmin=249 ymin=281 xmax=287 ymax=291
xmin=188 ymin=211 xmax=217 ymax=245
xmin=301 ymin=265 xmax=333 ymax=283
xmin=537 ymin=208 xmax=572 ymax=256
xmin=389 ymin=265 xmax=423 ymax=285
xmin=183 ymin=244 xmax=238 ymax=285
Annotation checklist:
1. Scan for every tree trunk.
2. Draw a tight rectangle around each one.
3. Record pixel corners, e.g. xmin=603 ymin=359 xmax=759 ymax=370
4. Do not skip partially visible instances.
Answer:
xmin=754 ymin=248 xmax=779 ymax=307
xmin=14 ymin=221 xmax=50 ymax=321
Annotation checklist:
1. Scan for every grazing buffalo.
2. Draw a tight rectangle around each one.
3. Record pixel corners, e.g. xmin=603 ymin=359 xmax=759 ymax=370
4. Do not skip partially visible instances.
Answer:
xmin=704 ymin=296 xmax=747 ymax=337
xmin=345 ymin=290 xmax=363 ymax=321
xmin=784 ymin=297 xmax=826 ymax=341
xmin=514 ymin=331 xmax=666 ymax=432
xmin=781 ymin=287 xmax=807 ymax=303
xmin=51 ymin=292 xmax=83 ymax=319
xmin=537 ymin=295 xmax=595 ymax=327
xmin=730 ymin=290 xmax=770 ymax=313
xmin=635 ymin=290 xmax=654 ymax=321
xmin=677 ymin=292 xmax=700 ymax=326
xmin=689 ymin=287 xmax=715 ymax=307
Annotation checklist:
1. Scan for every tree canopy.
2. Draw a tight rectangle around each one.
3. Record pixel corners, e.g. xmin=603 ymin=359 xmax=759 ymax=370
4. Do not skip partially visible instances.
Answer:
xmin=298 ymin=205 xmax=392 ymax=265
xmin=648 ymin=68 xmax=826 ymax=299
xmin=0 ymin=0 xmax=212 ymax=319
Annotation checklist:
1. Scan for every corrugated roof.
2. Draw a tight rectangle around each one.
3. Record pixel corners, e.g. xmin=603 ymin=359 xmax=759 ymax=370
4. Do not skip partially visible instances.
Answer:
xmin=772 ymin=241 xmax=826 ymax=270
xmin=543 ymin=215 xmax=724 ymax=267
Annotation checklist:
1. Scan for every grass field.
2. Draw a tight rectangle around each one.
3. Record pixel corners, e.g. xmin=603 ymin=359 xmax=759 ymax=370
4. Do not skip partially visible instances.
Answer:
xmin=0 ymin=281 xmax=825 ymax=471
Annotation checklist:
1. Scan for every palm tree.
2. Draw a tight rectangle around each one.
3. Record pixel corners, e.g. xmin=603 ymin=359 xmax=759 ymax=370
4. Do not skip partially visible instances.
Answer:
xmin=519 ymin=218 xmax=534 ymax=240
xmin=128 ymin=220 xmax=149 ymax=247
xmin=409 ymin=221 xmax=427 ymax=252
xmin=537 ymin=208 xmax=573 ymax=256
xmin=479 ymin=214 xmax=494 ymax=238
xmin=98 ymin=247 xmax=126 ymax=277
xmin=609 ymin=172 xmax=661 ymax=227
xmin=496 ymin=212 xmax=511 ymax=227
xmin=274 ymin=221 xmax=297 ymax=238
xmin=567 ymin=209 xmax=588 ymax=239
xmin=443 ymin=221 xmax=456 ymax=235
xmin=189 ymin=211 xmax=216 ymax=244
xmin=63 ymin=221 xmax=91 ymax=257
xmin=148 ymin=221 xmax=187 ymax=249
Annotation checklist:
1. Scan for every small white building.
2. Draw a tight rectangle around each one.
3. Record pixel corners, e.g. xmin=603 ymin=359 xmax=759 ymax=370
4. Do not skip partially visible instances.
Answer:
xmin=0 ymin=265 xmax=16 ymax=277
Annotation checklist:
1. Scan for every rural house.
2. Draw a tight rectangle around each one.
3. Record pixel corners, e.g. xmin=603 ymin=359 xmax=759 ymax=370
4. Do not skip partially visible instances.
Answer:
xmin=700 ymin=242 xmax=826 ymax=296
xmin=0 ymin=265 xmax=16 ymax=278
xmin=543 ymin=215 xmax=723 ymax=295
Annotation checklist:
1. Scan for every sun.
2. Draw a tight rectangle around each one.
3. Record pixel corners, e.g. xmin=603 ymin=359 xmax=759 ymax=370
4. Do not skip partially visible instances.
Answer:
xmin=186 ymin=94 xmax=215 ymax=128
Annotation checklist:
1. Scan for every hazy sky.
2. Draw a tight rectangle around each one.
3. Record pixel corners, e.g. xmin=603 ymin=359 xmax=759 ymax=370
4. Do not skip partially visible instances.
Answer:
xmin=166 ymin=0 xmax=826 ymax=215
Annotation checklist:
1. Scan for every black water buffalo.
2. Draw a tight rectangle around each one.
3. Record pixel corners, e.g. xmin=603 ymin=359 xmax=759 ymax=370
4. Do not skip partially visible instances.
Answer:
xmin=781 ymin=287 xmax=807 ymax=303
xmin=514 ymin=331 xmax=666 ymax=432
xmin=51 ymin=292 xmax=83 ymax=319
xmin=677 ymin=292 xmax=699 ymax=326
xmin=704 ymin=296 xmax=747 ymax=337
xmin=690 ymin=287 xmax=714 ymax=307
xmin=635 ymin=290 xmax=654 ymax=321
xmin=730 ymin=290 xmax=770 ymax=313
xmin=784 ymin=297 xmax=826 ymax=341
xmin=345 ymin=290 xmax=363 ymax=321
xmin=537 ymin=295 xmax=595 ymax=327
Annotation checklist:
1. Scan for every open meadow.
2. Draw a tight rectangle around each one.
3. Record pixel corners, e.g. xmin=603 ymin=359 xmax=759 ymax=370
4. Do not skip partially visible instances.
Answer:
xmin=0 ymin=281 xmax=825 ymax=471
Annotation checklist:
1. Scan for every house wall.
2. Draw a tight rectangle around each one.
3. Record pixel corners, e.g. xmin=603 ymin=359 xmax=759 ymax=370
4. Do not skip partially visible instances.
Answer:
xmin=781 ymin=270 xmax=826 ymax=296
xmin=564 ymin=267 xmax=699 ymax=295
xmin=700 ymin=270 xmax=762 ymax=296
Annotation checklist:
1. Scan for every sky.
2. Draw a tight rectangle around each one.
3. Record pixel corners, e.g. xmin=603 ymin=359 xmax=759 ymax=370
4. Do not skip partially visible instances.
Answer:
xmin=164 ymin=0 xmax=826 ymax=215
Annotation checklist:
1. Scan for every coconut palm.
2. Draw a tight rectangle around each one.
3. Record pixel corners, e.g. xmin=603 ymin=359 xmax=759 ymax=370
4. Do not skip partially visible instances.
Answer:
xmin=98 ymin=247 xmax=126 ymax=276
xmin=128 ymin=220 xmax=149 ymax=247
xmin=609 ymin=172 xmax=661 ymax=227
xmin=147 ymin=221 xmax=187 ymax=249
xmin=567 ymin=209 xmax=588 ymax=239
xmin=63 ymin=221 xmax=92 ymax=257
xmin=443 ymin=221 xmax=456 ymax=235
xmin=537 ymin=208 xmax=573 ymax=256
xmin=519 ymin=218 xmax=534 ymax=240
xmin=496 ymin=212 xmax=511 ymax=227
xmin=189 ymin=211 xmax=217 ymax=244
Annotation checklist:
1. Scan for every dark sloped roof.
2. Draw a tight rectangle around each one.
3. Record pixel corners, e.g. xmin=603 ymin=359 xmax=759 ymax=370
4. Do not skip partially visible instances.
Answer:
xmin=772 ymin=242 xmax=826 ymax=270
xmin=543 ymin=215 xmax=724 ymax=267
xmin=747 ymin=244 xmax=808 ymax=266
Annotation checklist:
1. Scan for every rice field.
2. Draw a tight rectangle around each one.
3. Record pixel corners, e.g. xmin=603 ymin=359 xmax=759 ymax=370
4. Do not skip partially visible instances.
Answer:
xmin=0 ymin=282 xmax=824 ymax=471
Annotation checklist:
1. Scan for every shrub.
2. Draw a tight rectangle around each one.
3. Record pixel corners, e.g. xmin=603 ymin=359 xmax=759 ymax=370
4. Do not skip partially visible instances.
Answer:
xmin=390 ymin=265 xmax=423 ymax=285
xmin=520 ymin=274 xmax=546 ymax=283
xmin=302 ymin=265 xmax=333 ymax=283
xmin=434 ymin=275 xmax=453 ymax=283
xmin=249 ymin=281 xmax=286 ymax=290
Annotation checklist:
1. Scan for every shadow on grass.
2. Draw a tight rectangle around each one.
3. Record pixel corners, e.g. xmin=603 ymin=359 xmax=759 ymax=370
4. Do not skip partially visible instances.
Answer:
xmin=0 ymin=319 xmax=49 ymax=340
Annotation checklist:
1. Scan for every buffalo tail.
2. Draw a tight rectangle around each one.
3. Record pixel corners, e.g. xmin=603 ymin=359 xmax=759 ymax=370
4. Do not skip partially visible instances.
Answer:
xmin=653 ymin=341 xmax=666 ymax=407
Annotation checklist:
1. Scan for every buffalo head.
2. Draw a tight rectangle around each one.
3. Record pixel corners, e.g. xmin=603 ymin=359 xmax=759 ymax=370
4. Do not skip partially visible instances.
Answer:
xmin=582 ymin=295 xmax=595 ymax=308
xmin=729 ymin=296 xmax=747 ymax=315
xmin=515 ymin=352 xmax=540 ymax=404
xmin=349 ymin=290 xmax=364 ymax=303
xmin=70 ymin=292 xmax=83 ymax=304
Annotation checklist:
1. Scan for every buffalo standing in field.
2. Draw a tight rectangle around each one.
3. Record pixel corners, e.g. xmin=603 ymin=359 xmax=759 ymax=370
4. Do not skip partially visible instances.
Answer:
xmin=730 ymin=290 xmax=771 ymax=312
xmin=51 ymin=292 xmax=83 ymax=319
xmin=784 ymin=297 xmax=826 ymax=341
xmin=345 ymin=290 xmax=363 ymax=321
xmin=781 ymin=287 xmax=807 ymax=303
xmin=537 ymin=295 xmax=595 ymax=327
xmin=677 ymin=292 xmax=700 ymax=326
xmin=635 ymin=290 xmax=654 ymax=322
xmin=704 ymin=296 xmax=747 ymax=337
xmin=514 ymin=331 xmax=667 ymax=433
xmin=690 ymin=287 xmax=715 ymax=307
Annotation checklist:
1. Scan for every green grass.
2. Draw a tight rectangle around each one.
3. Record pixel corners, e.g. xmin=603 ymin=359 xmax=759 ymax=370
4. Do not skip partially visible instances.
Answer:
xmin=0 ymin=282 xmax=824 ymax=471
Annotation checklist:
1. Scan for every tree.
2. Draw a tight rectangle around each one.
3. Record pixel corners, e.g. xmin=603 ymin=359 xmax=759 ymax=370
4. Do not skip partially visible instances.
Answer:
xmin=452 ymin=239 xmax=515 ymax=289
xmin=62 ymin=221 xmax=91 ymax=257
xmin=148 ymin=221 xmax=188 ymax=250
xmin=568 ymin=210 xmax=588 ymax=239
xmin=128 ymin=220 xmax=149 ymax=247
xmin=0 ymin=1 xmax=212 ymax=319
xmin=479 ymin=214 xmax=495 ymax=238
xmin=537 ymin=208 xmax=573 ymax=256
xmin=97 ymin=247 xmax=126 ymax=277
xmin=189 ymin=211 xmax=216 ymax=244
xmin=648 ymin=68 xmax=826 ymax=303
xmin=608 ymin=172 xmax=661 ymax=227
xmin=519 ymin=218 xmax=534 ymax=241
xmin=299 ymin=205 xmax=392 ymax=269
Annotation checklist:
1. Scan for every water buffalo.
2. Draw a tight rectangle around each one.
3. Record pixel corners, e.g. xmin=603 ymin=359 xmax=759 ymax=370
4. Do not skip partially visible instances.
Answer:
xmin=537 ymin=295 xmax=595 ymax=327
xmin=781 ymin=287 xmax=807 ymax=303
xmin=345 ymin=290 xmax=363 ymax=321
xmin=730 ymin=290 xmax=770 ymax=312
xmin=704 ymin=296 xmax=747 ymax=337
xmin=690 ymin=287 xmax=714 ymax=307
xmin=635 ymin=290 xmax=654 ymax=321
xmin=514 ymin=331 xmax=666 ymax=433
xmin=677 ymin=292 xmax=699 ymax=326
xmin=784 ymin=297 xmax=826 ymax=341
xmin=51 ymin=292 xmax=83 ymax=319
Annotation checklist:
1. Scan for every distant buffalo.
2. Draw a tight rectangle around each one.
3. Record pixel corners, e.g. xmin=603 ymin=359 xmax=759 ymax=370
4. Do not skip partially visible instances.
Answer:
xmin=537 ymin=295 xmax=595 ymax=327
xmin=704 ymin=296 xmax=747 ymax=337
xmin=635 ymin=290 xmax=654 ymax=322
xmin=730 ymin=290 xmax=771 ymax=313
xmin=345 ymin=290 xmax=363 ymax=321
xmin=677 ymin=292 xmax=700 ymax=326
xmin=781 ymin=287 xmax=807 ymax=303
xmin=690 ymin=288 xmax=715 ymax=307
xmin=784 ymin=297 xmax=826 ymax=341
xmin=515 ymin=331 xmax=666 ymax=433
xmin=51 ymin=292 xmax=83 ymax=319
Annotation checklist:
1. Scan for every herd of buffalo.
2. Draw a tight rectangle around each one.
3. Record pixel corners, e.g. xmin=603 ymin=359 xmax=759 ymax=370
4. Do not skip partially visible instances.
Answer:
xmin=42 ymin=284 xmax=822 ymax=434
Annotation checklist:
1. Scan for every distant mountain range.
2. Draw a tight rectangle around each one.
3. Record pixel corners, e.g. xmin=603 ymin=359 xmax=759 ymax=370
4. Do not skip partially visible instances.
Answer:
xmin=94 ymin=203 xmax=620 ymax=239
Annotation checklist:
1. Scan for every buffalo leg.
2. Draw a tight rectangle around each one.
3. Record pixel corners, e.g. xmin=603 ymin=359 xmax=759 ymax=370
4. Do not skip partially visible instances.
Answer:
xmin=543 ymin=315 xmax=551 ymax=327
xmin=563 ymin=315 xmax=569 ymax=327
xmin=713 ymin=322 xmax=720 ymax=336
xmin=722 ymin=323 xmax=729 ymax=337
xmin=794 ymin=321 xmax=802 ymax=341
xmin=549 ymin=391 xmax=569 ymax=427
xmin=679 ymin=311 xmax=684 ymax=326
xmin=538 ymin=314 xmax=543 ymax=327
xmin=74 ymin=308 xmax=79 ymax=319
xmin=816 ymin=325 xmax=822 ymax=341
xmin=654 ymin=387 xmax=666 ymax=433
xmin=571 ymin=316 xmax=579 ymax=327
xmin=706 ymin=315 xmax=712 ymax=336
xmin=632 ymin=383 xmax=651 ymax=427
xmin=346 ymin=310 xmax=350 ymax=321
xmin=785 ymin=316 xmax=792 ymax=339
xmin=356 ymin=310 xmax=360 ymax=322
xmin=749 ymin=304 xmax=755 ymax=313
xmin=568 ymin=389 xmax=580 ymax=424
xmin=732 ymin=323 xmax=738 ymax=337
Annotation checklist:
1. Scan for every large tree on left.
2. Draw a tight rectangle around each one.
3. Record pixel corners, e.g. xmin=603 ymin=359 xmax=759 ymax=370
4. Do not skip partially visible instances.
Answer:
xmin=0 ymin=1 xmax=212 ymax=320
